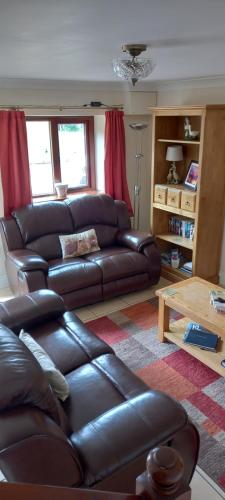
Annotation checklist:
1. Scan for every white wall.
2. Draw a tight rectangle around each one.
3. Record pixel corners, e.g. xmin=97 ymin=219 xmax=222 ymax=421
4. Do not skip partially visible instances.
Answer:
xmin=0 ymin=83 xmax=156 ymax=289
xmin=94 ymin=115 xmax=105 ymax=192
xmin=157 ymin=82 xmax=225 ymax=284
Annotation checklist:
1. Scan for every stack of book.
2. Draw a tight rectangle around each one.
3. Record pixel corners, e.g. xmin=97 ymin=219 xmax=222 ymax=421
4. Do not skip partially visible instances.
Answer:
xmin=210 ymin=289 xmax=225 ymax=313
xmin=183 ymin=322 xmax=219 ymax=352
xmin=179 ymin=261 xmax=192 ymax=275
xmin=169 ymin=217 xmax=195 ymax=240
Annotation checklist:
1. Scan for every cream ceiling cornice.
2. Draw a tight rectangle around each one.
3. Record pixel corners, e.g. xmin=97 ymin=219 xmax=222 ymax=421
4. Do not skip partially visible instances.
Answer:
xmin=1 ymin=75 xmax=225 ymax=94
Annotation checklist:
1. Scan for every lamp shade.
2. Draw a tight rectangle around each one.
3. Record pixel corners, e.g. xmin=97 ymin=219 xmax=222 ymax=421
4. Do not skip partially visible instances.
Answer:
xmin=166 ymin=145 xmax=183 ymax=162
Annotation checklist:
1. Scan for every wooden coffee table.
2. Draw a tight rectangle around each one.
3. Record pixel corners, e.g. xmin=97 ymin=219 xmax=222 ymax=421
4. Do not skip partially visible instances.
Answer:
xmin=156 ymin=276 xmax=225 ymax=377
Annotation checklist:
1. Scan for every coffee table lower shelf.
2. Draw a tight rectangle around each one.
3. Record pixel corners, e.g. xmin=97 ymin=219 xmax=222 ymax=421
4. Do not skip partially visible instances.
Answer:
xmin=167 ymin=317 xmax=225 ymax=377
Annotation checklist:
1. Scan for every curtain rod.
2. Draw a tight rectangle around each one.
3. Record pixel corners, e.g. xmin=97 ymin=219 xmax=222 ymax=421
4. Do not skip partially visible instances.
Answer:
xmin=0 ymin=104 xmax=123 ymax=111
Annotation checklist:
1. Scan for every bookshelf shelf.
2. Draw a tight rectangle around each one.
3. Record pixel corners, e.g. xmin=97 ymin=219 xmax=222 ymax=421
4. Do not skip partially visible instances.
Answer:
xmin=157 ymin=138 xmax=200 ymax=145
xmin=156 ymin=233 xmax=193 ymax=250
xmin=161 ymin=264 xmax=191 ymax=281
xmin=153 ymin=202 xmax=196 ymax=219
xmin=150 ymin=105 xmax=225 ymax=283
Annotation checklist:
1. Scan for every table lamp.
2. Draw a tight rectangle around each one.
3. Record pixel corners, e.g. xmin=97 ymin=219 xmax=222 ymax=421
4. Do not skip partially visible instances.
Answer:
xmin=166 ymin=145 xmax=183 ymax=184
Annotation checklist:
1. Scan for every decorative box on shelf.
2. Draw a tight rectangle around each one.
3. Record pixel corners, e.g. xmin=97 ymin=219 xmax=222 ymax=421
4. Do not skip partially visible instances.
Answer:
xmin=154 ymin=184 xmax=167 ymax=204
xmin=167 ymin=187 xmax=181 ymax=208
xmin=181 ymin=191 xmax=196 ymax=212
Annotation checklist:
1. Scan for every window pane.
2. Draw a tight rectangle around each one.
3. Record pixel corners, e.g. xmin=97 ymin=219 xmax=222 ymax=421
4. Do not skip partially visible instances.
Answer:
xmin=26 ymin=121 xmax=54 ymax=196
xmin=58 ymin=123 xmax=88 ymax=188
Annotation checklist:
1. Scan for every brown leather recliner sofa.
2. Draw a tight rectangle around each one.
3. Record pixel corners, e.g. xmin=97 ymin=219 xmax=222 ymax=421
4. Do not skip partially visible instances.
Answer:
xmin=0 ymin=194 xmax=161 ymax=310
xmin=0 ymin=290 xmax=199 ymax=492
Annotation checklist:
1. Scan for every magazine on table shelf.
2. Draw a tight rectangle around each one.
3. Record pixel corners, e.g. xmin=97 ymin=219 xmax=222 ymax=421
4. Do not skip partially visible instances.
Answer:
xmin=183 ymin=322 xmax=219 ymax=352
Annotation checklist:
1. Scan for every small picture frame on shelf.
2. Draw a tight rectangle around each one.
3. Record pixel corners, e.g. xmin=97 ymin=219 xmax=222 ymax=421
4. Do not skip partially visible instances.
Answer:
xmin=184 ymin=161 xmax=199 ymax=191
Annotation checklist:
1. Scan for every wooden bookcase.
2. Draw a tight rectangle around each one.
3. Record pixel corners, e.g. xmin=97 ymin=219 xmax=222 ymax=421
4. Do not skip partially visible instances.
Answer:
xmin=150 ymin=105 xmax=225 ymax=283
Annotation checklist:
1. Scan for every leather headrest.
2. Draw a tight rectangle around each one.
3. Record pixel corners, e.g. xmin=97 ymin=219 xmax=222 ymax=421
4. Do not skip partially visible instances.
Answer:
xmin=12 ymin=202 xmax=73 ymax=244
xmin=0 ymin=290 xmax=65 ymax=335
xmin=67 ymin=194 xmax=117 ymax=229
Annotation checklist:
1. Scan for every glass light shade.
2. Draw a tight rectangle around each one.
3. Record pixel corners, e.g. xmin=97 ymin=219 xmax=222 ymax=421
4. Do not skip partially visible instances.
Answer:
xmin=112 ymin=58 xmax=155 ymax=83
xmin=166 ymin=145 xmax=183 ymax=162
xmin=129 ymin=122 xmax=148 ymax=131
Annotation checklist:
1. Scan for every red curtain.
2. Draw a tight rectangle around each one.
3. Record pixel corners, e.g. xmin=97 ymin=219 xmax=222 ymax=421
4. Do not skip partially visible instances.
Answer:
xmin=104 ymin=109 xmax=133 ymax=216
xmin=0 ymin=110 xmax=32 ymax=217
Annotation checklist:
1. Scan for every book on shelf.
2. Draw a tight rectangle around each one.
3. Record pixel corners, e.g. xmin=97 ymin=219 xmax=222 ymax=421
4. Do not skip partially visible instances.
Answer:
xmin=210 ymin=289 xmax=225 ymax=313
xmin=183 ymin=322 xmax=219 ymax=351
xmin=169 ymin=217 xmax=195 ymax=240
xmin=179 ymin=261 xmax=192 ymax=275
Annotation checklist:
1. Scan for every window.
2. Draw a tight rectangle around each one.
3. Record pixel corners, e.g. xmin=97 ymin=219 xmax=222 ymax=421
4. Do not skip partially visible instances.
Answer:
xmin=26 ymin=117 xmax=95 ymax=197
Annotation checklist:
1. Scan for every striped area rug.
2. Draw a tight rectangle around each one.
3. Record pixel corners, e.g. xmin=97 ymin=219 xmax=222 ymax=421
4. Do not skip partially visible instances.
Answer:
xmin=87 ymin=297 xmax=225 ymax=492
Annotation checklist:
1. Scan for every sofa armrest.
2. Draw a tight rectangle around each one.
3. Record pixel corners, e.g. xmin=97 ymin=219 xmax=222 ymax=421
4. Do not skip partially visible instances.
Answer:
xmin=0 ymin=290 xmax=65 ymax=334
xmin=0 ymin=407 xmax=83 ymax=486
xmin=70 ymin=391 xmax=195 ymax=488
xmin=116 ymin=229 xmax=155 ymax=252
xmin=8 ymin=249 xmax=49 ymax=272
xmin=0 ymin=435 xmax=82 ymax=487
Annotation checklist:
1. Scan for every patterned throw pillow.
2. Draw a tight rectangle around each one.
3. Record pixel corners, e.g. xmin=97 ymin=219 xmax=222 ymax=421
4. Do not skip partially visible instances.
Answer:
xmin=59 ymin=229 xmax=100 ymax=259
xmin=19 ymin=330 xmax=69 ymax=402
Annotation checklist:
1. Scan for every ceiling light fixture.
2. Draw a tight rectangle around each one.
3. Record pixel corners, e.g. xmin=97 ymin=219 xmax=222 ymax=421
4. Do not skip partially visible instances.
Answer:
xmin=113 ymin=44 xmax=155 ymax=87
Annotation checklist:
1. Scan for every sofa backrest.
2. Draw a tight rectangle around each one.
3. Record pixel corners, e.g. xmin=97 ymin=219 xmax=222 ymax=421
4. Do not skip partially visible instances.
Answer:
xmin=12 ymin=201 xmax=74 ymax=260
xmin=67 ymin=194 xmax=120 ymax=248
xmin=0 ymin=194 xmax=131 ymax=261
xmin=0 ymin=324 xmax=61 ymax=424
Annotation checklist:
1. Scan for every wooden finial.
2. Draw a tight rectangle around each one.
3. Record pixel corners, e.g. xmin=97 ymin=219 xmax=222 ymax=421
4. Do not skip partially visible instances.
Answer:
xmin=146 ymin=446 xmax=184 ymax=495
xmin=136 ymin=446 xmax=188 ymax=499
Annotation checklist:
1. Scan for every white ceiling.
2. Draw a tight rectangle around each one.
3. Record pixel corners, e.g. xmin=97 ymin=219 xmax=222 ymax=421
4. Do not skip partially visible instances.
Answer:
xmin=1 ymin=0 xmax=225 ymax=85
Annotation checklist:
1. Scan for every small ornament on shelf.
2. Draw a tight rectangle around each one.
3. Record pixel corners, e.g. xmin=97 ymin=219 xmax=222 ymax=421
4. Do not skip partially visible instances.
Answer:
xmin=184 ymin=117 xmax=199 ymax=140
xmin=171 ymin=248 xmax=180 ymax=268
xmin=184 ymin=117 xmax=191 ymax=139
xmin=167 ymin=164 xmax=180 ymax=184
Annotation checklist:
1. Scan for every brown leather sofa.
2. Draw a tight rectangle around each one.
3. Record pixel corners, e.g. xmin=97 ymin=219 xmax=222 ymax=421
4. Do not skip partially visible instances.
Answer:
xmin=0 ymin=290 xmax=199 ymax=492
xmin=0 ymin=194 xmax=161 ymax=310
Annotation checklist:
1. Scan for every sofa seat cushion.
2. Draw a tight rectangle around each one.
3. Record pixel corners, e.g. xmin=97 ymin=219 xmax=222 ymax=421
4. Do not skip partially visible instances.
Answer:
xmin=84 ymin=246 xmax=150 ymax=283
xmin=64 ymin=353 xmax=148 ymax=433
xmin=47 ymin=258 xmax=102 ymax=295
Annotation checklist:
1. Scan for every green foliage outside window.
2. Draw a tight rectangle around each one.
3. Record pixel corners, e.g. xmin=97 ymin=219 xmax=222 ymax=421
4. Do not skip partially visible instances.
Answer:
xmin=58 ymin=124 xmax=82 ymax=132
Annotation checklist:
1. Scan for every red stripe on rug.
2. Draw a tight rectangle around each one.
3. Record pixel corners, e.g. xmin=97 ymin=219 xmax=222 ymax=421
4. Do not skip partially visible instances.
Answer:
xmin=189 ymin=391 xmax=225 ymax=431
xmin=136 ymin=359 xmax=198 ymax=400
xmin=88 ymin=316 xmax=129 ymax=345
xmin=163 ymin=349 xmax=220 ymax=388
xmin=122 ymin=301 xmax=158 ymax=329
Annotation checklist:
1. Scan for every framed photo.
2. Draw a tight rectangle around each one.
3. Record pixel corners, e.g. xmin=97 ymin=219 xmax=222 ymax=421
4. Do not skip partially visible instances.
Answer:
xmin=184 ymin=161 xmax=199 ymax=190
